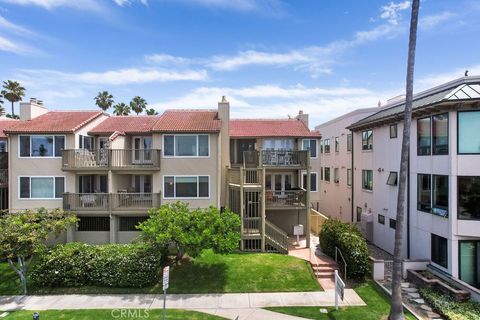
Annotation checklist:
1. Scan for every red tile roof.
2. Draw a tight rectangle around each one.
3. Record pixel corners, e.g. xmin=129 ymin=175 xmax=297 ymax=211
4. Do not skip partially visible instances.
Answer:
xmin=230 ymin=119 xmax=321 ymax=138
xmin=0 ymin=119 xmax=19 ymax=138
xmin=89 ymin=115 xmax=161 ymax=135
xmin=5 ymin=111 xmax=104 ymax=134
xmin=152 ymin=109 xmax=221 ymax=132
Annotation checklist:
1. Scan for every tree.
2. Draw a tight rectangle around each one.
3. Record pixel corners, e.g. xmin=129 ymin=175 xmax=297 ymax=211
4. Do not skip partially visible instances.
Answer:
xmin=130 ymin=96 xmax=147 ymax=115
xmin=145 ymin=108 xmax=158 ymax=116
xmin=0 ymin=209 xmax=78 ymax=295
xmin=0 ymin=92 xmax=4 ymax=116
xmin=138 ymin=202 xmax=241 ymax=264
xmin=94 ymin=91 xmax=114 ymax=112
xmin=389 ymin=1 xmax=420 ymax=319
xmin=113 ymin=102 xmax=131 ymax=116
xmin=2 ymin=80 xmax=25 ymax=117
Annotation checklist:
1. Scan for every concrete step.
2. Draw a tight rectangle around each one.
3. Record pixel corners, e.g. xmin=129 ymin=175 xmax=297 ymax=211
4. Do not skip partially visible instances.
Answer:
xmin=312 ymin=266 xmax=338 ymax=272
xmin=315 ymin=271 xmax=335 ymax=279
xmin=311 ymin=263 xmax=337 ymax=268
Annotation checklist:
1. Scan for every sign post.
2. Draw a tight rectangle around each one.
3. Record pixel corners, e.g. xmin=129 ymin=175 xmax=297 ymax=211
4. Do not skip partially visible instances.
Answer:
xmin=334 ymin=270 xmax=345 ymax=311
xmin=162 ymin=266 xmax=170 ymax=320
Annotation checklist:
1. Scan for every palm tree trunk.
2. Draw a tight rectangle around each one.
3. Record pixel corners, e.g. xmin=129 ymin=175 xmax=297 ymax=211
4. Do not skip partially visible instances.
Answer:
xmin=11 ymin=101 xmax=14 ymax=117
xmin=389 ymin=1 xmax=420 ymax=319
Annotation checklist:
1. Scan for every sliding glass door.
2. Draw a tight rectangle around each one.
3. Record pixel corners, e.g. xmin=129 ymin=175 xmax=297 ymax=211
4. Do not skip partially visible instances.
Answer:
xmin=459 ymin=241 xmax=480 ymax=289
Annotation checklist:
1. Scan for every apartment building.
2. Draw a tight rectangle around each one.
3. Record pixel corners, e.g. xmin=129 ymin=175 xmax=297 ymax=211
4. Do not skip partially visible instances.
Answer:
xmin=345 ymin=76 xmax=480 ymax=292
xmin=315 ymin=107 xmax=381 ymax=223
xmin=5 ymin=98 xmax=318 ymax=253
xmin=0 ymin=118 xmax=17 ymax=210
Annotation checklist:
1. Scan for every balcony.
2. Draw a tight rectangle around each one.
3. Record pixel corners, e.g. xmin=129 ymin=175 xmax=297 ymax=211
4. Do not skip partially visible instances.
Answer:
xmin=265 ymin=189 xmax=306 ymax=209
xmin=63 ymin=193 xmax=161 ymax=213
xmin=243 ymin=150 xmax=308 ymax=168
xmin=62 ymin=149 xmax=161 ymax=171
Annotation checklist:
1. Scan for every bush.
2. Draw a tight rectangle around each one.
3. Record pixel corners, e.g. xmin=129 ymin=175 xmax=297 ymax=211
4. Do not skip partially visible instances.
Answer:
xmin=420 ymin=288 xmax=480 ymax=320
xmin=319 ymin=219 xmax=369 ymax=279
xmin=31 ymin=243 xmax=161 ymax=288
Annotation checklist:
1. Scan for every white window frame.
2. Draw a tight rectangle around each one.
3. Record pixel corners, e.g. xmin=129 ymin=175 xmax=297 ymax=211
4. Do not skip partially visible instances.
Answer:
xmin=18 ymin=134 xmax=66 ymax=159
xmin=18 ymin=176 xmax=66 ymax=200
xmin=301 ymin=171 xmax=318 ymax=192
xmin=162 ymin=175 xmax=210 ymax=199
xmin=302 ymin=139 xmax=318 ymax=159
xmin=162 ymin=134 xmax=210 ymax=158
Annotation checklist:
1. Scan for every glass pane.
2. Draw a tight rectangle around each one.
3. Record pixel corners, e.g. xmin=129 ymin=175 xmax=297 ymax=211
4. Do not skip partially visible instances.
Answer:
xmin=144 ymin=175 xmax=152 ymax=193
xmin=431 ymin=234 xmax=448 ymax=268
xmin=417 ymin=117 xmax=431 ymax=155
xmin=347 ymin=134 xmax=352 ymax=151
xmin=54 ymin=136 xmax=65 ymax=157
xmin=176 ymin=136 xmax=197 ymax=156
xmin=143 ymin=137 xmax=152 ymax=161
xmin=198 ymin=135 xmax=209 ymax=156
xmin=432 ymin=175 xmax=448 ymax=217
xmin=31 ymin=177 xmax=54 ymax=198
xmin=284 ymin=175 xmax=292 ymax=190
xmin=432 ymin=113 xmax=448 ymax=155
xmin=265 ymin=174 xmax=272 ymax=190
xmin=176 ymin=176 xmax=197 ymax=197
xmin=458 ymin=176 xmax=480 ymax=220
xmin=31 ymin=136 xmax=53 ymax=157
xmin=199 ymin=176 xmax=209 ymax=197
xmin=311 ymin=173 xmax=317 ymax=191
xmin=458 ymin=111 xmax=480 ymax=154
xmin=164 ymin=136 xmax=174 ymax=156
xmin=99 ymin=175 xmax=108 ymax=193
xmin=274 ymin=174 xmax=282 ymax=191
xmin=310 ymin=140 xmax=317 ymax=157
xmin=325 ymin=168 xmax=330 ymax=181
xmin=302 ymin=174 xmax=307 ymax=190
xmin=83 ymin=137 xmax=93 ymax=151
xmin=347 ymin=169 xmax=352 ymax=186
xmin=459 ymin=242 xmax=476 ymax=285
xmin=55 ymin=177 xmax=64 ymax=198
xmin=418 ymin=174 xmax=431 ymax=212
xmin=164 ymin=176 xmax=174 ymax=197
xmin=387 ymin=172 xmax=398 ymax=186
xmin=20 ymin=177 xmax=30 ymax=198
xmin=20 ymin=136 xmax=30 ymax=157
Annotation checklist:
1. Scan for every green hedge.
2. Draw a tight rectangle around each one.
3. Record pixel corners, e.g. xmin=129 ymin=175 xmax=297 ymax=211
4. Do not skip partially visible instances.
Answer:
xmin=319 ymin=219 xmax=369 ymax=279
xmin=420 ymin=288 xmax=480 ymax=320
xmin=31 ymin=243 xmax=161 ymax=288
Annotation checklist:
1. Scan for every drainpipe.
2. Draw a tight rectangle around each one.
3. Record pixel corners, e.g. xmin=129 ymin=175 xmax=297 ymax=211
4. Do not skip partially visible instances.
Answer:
xmin=350 ymin=129 xmax=354 ymax=223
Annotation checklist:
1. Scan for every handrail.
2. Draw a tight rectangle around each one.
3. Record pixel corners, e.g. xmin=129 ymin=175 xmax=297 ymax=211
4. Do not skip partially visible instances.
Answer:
xmin=335 ymin=246 xmax=347 ymax=280
xmin=265 ymin=219 xmax=289 ymax=254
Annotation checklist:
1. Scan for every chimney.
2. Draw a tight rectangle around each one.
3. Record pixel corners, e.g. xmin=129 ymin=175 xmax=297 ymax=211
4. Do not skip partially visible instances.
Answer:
xmin=217 ymin=96 xmax=230 ymax=207
xmin=20 ymin=97 xmax=48 ymax=120
xmin=296 ymin=110 xmax=309 ymax=128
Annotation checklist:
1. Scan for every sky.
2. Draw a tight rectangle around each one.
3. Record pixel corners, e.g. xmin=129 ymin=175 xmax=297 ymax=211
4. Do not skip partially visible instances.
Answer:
xmin=0 ymin=0 xmax=479 ymax=127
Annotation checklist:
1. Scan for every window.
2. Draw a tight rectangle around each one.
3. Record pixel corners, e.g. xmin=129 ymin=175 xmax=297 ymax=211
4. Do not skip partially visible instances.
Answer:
xmin=335 ymin=137 xmax=339 ymax=152
xmin=302 ymin=172 xmax=317 ymax=192
xmin=390 ymin=124 xmax=398 ymax=139
xmin=79 ymin=135 xmax=94 ymax=150
xmin=324 ymin=167 xmax=331 ymax=182
xmin=459 ymin=241 xmax=480 ymax=289
xmin=263 ymin=138 xmax=294 ymax=150
xmin=163 ymin=176 xmax=209 ymax=198
xmin=163 ymin=135 xmax=209 ymax=157
xmin=458 ymin=176 xmax=480 ymax=220
xmin=432 ymin=113 xmax=448 ymax=155
xmin=119 ymin=216 xmax=148 ymax=232
xmin=389 ymin=218 xmax=396 ymax=229
xmin=362 ymin=170 xmax=373 ymax=190
xmin=78 ymin=216 xmax=110 ymax=231
xmin=458 ymin=111 xmax=480 ymax=154
xmin=347 ymin=169 xmax=352 ymax=186
xmin=320 ymin=167 xmax=323 ymax=180
xmin=302 ymin=139 xmax=317 ymax=158
xmin=19 ymin=176 xmax=64 ymax=199
xmin=347 ymin=134 xmax=352 ymax=152
xmin=417 ymin=117 xmax=431 ymax=155
xmin=418 ymin=174 xmax=431 ymax=212
xmin=324 ymin=139 xmax=330 ymax=153
xmin=387 ymin=172 xmax=398 ymax=186
xmin=320 ymin=140 xmax=323 ymax=154
xmin=378 ymin=214 xmax=385 ymax=225
xmin=361 ymin=130 xmax=373 ymax=150
xmin=334 ymin=168 xmax=339 ymax=183
xmin=418 ymin=174 xmax=448 ymax=217
xmin=356 ymin=207 xmax=362 ymax=222
xmin=431 ymin=234 xmax=448 ymax=268
xmin=0 ymin=140 xmax=7 ymax=153
xmin=19 ymin=135 xmax=64 ymax=157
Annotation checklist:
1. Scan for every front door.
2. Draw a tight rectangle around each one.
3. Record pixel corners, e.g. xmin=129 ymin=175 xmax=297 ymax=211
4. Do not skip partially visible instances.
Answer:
xmin=133 ymin=175 xmax=152 ymax=193
xmin=133 ymin=136 xmax=153 ymax=164
xmin=267 ymin=173 xmax=293 ymax=194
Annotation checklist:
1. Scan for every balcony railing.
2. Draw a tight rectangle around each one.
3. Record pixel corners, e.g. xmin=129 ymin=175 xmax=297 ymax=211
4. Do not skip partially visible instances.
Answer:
xmin=265 ymin=189 xmax=306 ymax=208
xmin=62 ymin=149 xmax=161 ymax=170
xmin=243 ymin=150 xmax=308 ymax=168
xmin=63 ymin=193 xmax=161 ymax=212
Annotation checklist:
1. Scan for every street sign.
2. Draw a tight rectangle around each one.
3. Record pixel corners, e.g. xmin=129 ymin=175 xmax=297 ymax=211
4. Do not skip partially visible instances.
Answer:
xmin=162 ymin=266 xmax=170 ymax=290
xmin=334 ymin=270 xmax=345 ymax=310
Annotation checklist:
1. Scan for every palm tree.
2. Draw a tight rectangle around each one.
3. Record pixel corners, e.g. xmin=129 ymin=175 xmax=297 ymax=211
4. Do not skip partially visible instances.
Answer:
xmin=113 ymin=103 xmax=131 ymax=116
xmin=130 ymin=96 xmax=147 ymax=115
xmin=2 ymin=80 xmax=25 ymax=117
xmin=0 ymin=93 xmax=5 ymax=116
xmin=389 ymin=1 xmax=420 ymax=319
xmin=145 ymin=108 xmax=158 ymax=115
xmin=94 ymin=91 xmax=114 ymax=112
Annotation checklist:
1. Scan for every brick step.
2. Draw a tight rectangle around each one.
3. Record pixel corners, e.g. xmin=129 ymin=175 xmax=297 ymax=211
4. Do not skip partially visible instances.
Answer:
xmin=315 ymin=271 xmax=335 ymax=279
xmin=311 ymin=263 xmax=337 ymax=268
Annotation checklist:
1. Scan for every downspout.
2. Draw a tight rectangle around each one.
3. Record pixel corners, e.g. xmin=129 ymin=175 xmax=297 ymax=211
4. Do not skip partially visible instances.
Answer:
xmin=407 ymin=144 xmax=411 ymax=259
xmin=350 ymin=129 xmax=354 ymax=223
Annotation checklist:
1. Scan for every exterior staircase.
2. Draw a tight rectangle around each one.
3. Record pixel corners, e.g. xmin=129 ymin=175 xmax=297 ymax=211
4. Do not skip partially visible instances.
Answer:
xmin=265 ymin=219 xmax=289 ymax=254
xmin=311 ymin=262 xmax=337 ymax=280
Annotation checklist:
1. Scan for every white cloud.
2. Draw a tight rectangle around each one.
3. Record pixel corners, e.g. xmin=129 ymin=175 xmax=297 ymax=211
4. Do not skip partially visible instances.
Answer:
xmin=0 ymin=34 xmax=35 ymax=54
xmin=420 ymin=12 xmax=455 ymax=30
xmin=114 ymin=0 xmax=148 ymax=6
xmin=380 ymin=1 xmax=411 ymax=25
xmin=416 ymin=65 xmax=480 ymax=90
xmin=0 ymin=15 xmax=35 ymax=36
xmin=169 ymin=0 xmax=282 ymax=12
xmin=144 ymin=53 xmax=192 ymax=65
xmin=0 ymin=0 xmax=101 ymax=10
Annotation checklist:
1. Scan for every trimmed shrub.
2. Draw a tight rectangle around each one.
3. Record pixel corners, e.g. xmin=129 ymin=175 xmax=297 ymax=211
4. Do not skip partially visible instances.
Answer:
xmin=420 ymin=288 xmax=480 ymax=320
xmin=319 ymin=219 xmax=368 ymax=279
xmin=31 ymin=243 xmax=161 ymax=288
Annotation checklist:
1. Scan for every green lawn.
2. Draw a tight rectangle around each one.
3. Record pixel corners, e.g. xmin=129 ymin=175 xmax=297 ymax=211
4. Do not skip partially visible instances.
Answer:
xmin=266 ymin=281 xmax=416 ymax=320
xmin=0 ymin=250 xmax=321 ymax=295
xmin=3 ymin=309 xmax=225 ymax=319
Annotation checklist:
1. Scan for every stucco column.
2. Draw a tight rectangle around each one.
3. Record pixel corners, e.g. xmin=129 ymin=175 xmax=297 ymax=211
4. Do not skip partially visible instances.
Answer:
xmin=66 ymin=225 xmax=75 ymax=243
xmin=110 ymin=215 xmax=118 ymax=244
xmin=306 ymin=150 xmax=311 ymax=248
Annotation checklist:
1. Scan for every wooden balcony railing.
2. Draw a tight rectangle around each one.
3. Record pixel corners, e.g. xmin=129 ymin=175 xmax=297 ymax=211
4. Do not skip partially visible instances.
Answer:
xmin=62 ymin=149 xmax=161 ymax=170
xmin=63 ymin=193 xmax=161 ymax=212
xmin=265 ymin=189 xmax=306 ymax=208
